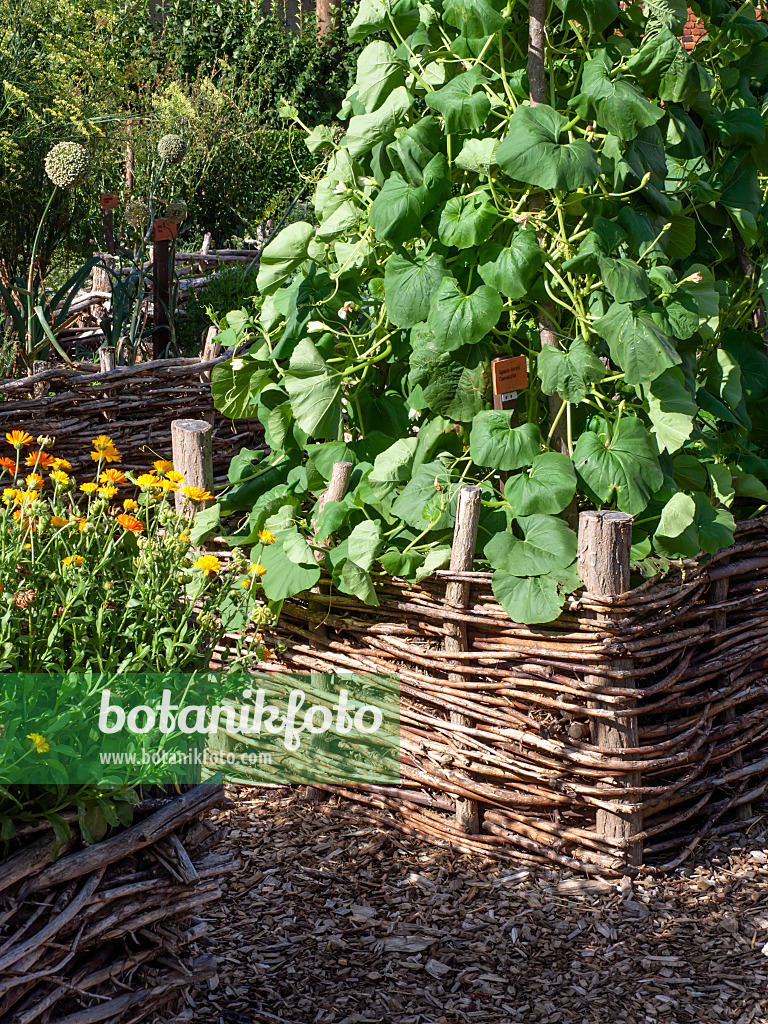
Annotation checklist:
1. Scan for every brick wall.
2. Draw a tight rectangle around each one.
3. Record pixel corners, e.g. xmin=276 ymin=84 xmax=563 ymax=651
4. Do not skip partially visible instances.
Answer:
xmin=681 ymin=9 xmax=707 ymax=51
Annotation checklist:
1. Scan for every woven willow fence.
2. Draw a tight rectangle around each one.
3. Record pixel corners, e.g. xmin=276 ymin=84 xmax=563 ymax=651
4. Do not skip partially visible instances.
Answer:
xmin=0 ymin=353 xmax=262 ymax=484
xmin=222 ymin=501 xmax=768 ymax=877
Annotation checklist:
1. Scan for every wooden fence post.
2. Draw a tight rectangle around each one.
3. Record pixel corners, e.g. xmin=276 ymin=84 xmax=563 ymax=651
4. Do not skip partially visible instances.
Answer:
xmin=199 ymin=325 xmax=221 ymax=384
xmin=171 ymin=419 xmax=213 ymax=517
xmin=98 ymin=346 xmax=116 ymax=373
xmin=32 ymin=360 xmax=49 ymax=399
xmin=153 ymin=220 xmax=174 ymax=359
xmin=577 ymin=510 xmax=642 ymax=868
xmin=444 ymin=485 xmax=482 ymax=834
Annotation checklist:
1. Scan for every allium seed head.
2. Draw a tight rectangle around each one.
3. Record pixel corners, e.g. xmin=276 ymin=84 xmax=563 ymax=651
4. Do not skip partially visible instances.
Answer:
xmin=124 ymin=200 xmax=151 ymax=230
xmin=44 ymin=142 xmax=90 ymax=188
xmin=164 ymin=199 xmax=188 ymax=225
xmin=157 ymin=134 xmax=187 ymax=164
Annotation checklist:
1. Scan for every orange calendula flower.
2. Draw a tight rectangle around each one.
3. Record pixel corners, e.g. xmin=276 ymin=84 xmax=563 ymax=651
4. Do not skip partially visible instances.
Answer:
xmin=0 ymin=456 xmax=17 ymax=472
xmin=51 ymin=457 xmax=72 ymax=470
xmin=27 ymin=732 xmax=49 ymax=754
xmin=73 ymin=516 xmax=86 ymax=531
xmin=194 ymin=554 xmax=221 ymax=576
xmin=116 ymin=513 xmax=143 ymax=534
xmin=62 ymin=555 xmax=84 ymax=567
xmin=49 ymin=470 xmax=71 ymax=486
xmin=6 ymin=430 xmax=33 ymax=449
xmin=153 ymin=460 xmax=175 ymax=474
xmin=136 ymin=473 xmax=162 ymax=488
xmin=80 ymin=482 xmax=99 ymax=494
xmin=17 ymin=490 xmax=39 ymax=504
xmin=25 ymin=473 xmax=44 ymax=490
xmin=181 ymin=485 xmax=213 ymax=503
xmin=24 ymin=451 xmax=55 ymax=469
xmin=98 ymin=484 xmax=118 ymax=498
xmin=123 ymin=498 xmax=138 ymax=510
xmin=100 ymin=468 xmax=127 ymax=484
xmin=257 ymin=529 xmax=276 ymax=545
xmin=50 ymin=515 xmax=67 ymax=527
xmin=166 ymin=470 xmax=184 ymax=483
xmin=159 ymin=479 xmax=178 ymax=493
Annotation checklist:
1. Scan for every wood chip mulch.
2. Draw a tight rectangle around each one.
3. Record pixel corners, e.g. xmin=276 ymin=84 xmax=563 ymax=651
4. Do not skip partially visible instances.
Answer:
xmin=155 ymin=788 xmax=768 ymax=1024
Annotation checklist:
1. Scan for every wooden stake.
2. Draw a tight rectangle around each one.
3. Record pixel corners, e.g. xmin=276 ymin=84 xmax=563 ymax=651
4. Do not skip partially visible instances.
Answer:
xmin=98 ymin=346 xmax=116 ymax=373
xmin=199 ymin=325 xmax=221 ymax=384
xmin=171 ymin=419 xmax=213 ymax=517
xmin=444 ymin=485 xmax=482 ymax=834
xmin=577 ymin=510 xmax=642 ymax=867
xmin=32 ymin=360 xmax=49 ymax=399
xmin=152 ymin=230 xmax=171 ymax=359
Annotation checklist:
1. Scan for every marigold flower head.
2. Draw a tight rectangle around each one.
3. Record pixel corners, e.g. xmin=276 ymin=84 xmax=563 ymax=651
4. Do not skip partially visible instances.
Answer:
xmin=51 ymin=515 xmax=67 ymax=527
xmin=92 ymin=435 xmax=115 ymax=452
xmin=80 ymin=482 xmax=99 ymax=494
xmin=166 ymin=470 xmax=184 ymax=483
xmin=153 ymin=460 xmax=175 ymax=474
xmin=0 ymin=456 xmax=16 ymax=473
xmin=25 ymin=473 xmax=44 ymax=490
xmin=51 ymin=457 xmax=72 ymax=470
xmin=194 ymin=554 xmax=221 ymax=576
xmin=181 ymin=485 xmax=213 ymax=503
xmin=73 ymin=516 xmax=86 ymax=532
xmin=100 ymin=468 xmax=127 ymax=484
xmin=91 ymin=446 xmax=121 ymax=464
xmin=98 ymin=484 xmax=118 ymax=498
xmin=25 ymin=451 xmax=55 ymax=469
xmin=179 ymin=529 xmax=190 ymax=543
xmin=18 ymin=490 xmax=39 ymax=504
xmin=136 ymin=473 xmax=162 ymax=489
xmin=116 ymin=513 xmax=143 ymax=534
xmin=62 ymin=554 xmax=84 ymax=567
xmin=257 ymin=529 xmax=276 ymax=545
xmin=6 ymin=430 xmax=33 ymax=449
xmin=2 ymin=488 xmax=19 ymax=504
xmin=50 ymin=470 xmax=71 ymax=486
xmin=250 ymin=562 xmax=267 ymax=577
xmin=27 ymin=732 xmax=49 ymax=754
xmin=123 ymin=498 xmax=138 ymax=511
xmin=240 ymin=578 xmax=252 ymax=588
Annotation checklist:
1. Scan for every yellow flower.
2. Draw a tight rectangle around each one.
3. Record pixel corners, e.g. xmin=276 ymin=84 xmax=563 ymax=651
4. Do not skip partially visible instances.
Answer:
xmin=250 ymin=562 xmax=267 ymax=577
xmin=123 ymin=498 xmax=138 ymax=510
xmin=18 ymin=490 xmax=39 ymax=504
xmin=257 ymin=529 xmax=276 ymax=545
xmin=181 ymin=485 xmax=213 ymax=503
xmin=51 ymin=515 xmax=67 ymax=527
xmin=194 ymin=554 xmax=221 ymax=576
xmin=6 ymin=430 xmax=33 ymax=449
xmin=25 ymin=451 xmax=55 ymax=469
xmin=92 ymin=434 xmax=115 ymax=451
xmin=136 ymin=473 xmax=162 ymax=488
xmin=100 ymin=468 xmax=127 ymax=484
xmin=27 ymin=732 xmax=49 ymax=754
xmin=91 ymin=446 xmax=121 ymax=464
xmin=98 ymin=484 xmax=118 ymax=498
xmin=159 ymin=478 xmax=178 ymax=493
xmin=179 ymin=529 xmax=190 ymax=543
xmin=2 ymin=488 xmax=20 ymax=504
xmin=240 ymin=578 xmax=252 ymax=588
xmin=153 ymin=459 xmax=175 ymax=474
xmin=73 ymin=516 xmax=86 ymax=531
xmin=50 ymin=470 xmax=71 ymax=486
xmin=51 ymin=457 xmax=72 ymax=470
xmin=25 ymin=473 xmax=44 ymax=490
xmin=166 ymin=470 xmax=184 ymax=483
xmin=80 ymin=482 xmax=99 ymax=494
xmin=62 ymin=555 xmax=84 ymax=567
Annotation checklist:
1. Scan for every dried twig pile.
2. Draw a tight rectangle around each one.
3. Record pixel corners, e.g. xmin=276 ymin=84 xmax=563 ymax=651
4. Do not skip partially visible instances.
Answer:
xmin=229 ymin=517 xmax=768 ymax=876
xmin=0 ymin=357 xmax=263 ymax=483
xmin=0 ymin=785 xmax=236 ymax=1024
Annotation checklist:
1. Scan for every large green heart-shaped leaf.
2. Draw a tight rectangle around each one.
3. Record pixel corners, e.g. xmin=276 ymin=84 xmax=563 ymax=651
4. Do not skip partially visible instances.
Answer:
xmin=391 ymin=460 xmax=457 ymax=530
xmin=408 ymin=343 xmax=490 ymax=422
xmin=597 ymin=256 xmax=650 ymax=303
xmin=504 ymin=453 xmax=577 ymax=516
xmin=343 ymin=86 xmax=413 ymax=159
xmin=469 ymin=415 xmax=541 ymax=471
xmin=348 ymin=0 xmax=419 ymax=42
xmin=485 ymin=514 xmax=578 ymax=577
xmin=573 ymin=418 xmax=663 ymax=515
xmin=654 ymin=492 xmax=735 ymax=558
xmin=388 ymin=116 xmax=441 ymax=185
xmin=426 ymin=278 xmax=503 ymax=353
xmin=355 ymin=40 xmax=406 ymax=112
xmin=369 ymin=172 xmax=424 ymax=245
xmin=258 ymin=529 xmax=321 ymax=601
xmin=437 ymin=193 xmax=497 ymax=248
xmin=497 ymin=104 xmax=600 ymax=190
xmin=492 ymin=563 xmax=580 ymax=624
xmin=443 ymin=0 xmax=505 ymax=40
xmin=384 ymin=252 xmax=450 ymax=328
xmin=426 ymin=67 xmax=491 ymax=134
xmin=256 ymin=222 xmax=314 ymax=294
xmin=369 ymin=437 xmax=418 ymax=498
xmin=284 ymin=339 xmax=343 ymax=440
xmin=574 ymin=53 xmax=664 ymax=141
xmin=211 ymin=358 xmax=270 ymax=420
xmin=537 ymin=340 xmax=605 ymax=404
xmin=477 ymin=228 xmax=546 ymax=299
xmin=347 ymin=520 xmax=383 ymax=572
xmin=644 ymin=367 xmax=696 ymax=454
xmin=554 ymin=0 xmax=618 ymax=35
xmin=596 ymin=301 xmax=681 ymax=385
xmin=644 ymin=0 xmax=688 ymax=32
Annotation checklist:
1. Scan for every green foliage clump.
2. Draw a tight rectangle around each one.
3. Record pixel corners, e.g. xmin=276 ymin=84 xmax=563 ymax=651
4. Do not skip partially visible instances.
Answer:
xmin=208 ymin=0 xmax=768 ymax=626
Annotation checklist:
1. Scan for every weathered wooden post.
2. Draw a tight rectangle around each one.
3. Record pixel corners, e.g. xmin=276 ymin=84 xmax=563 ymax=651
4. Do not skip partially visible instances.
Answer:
xmin=98 ymin=345 xmax=116 ymax=373
xmin=199 ymin=325 xmax=221 ymax=384
xmin=32 ymin=360 xmax=49 ymax=399
xmin=171 ymin=418 xmax=213 ymax=517
xmin=577 ymin=510 xmax=642 ymax=867
xmin=443 ymin=484 xmax=482 ymax=834
xmin=152 ymin=219 xmax=175 ymax=359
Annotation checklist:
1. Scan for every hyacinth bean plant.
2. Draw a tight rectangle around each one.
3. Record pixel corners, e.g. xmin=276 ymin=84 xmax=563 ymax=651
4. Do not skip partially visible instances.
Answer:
xmin=203 ymin=0 xmax=768 ymax=626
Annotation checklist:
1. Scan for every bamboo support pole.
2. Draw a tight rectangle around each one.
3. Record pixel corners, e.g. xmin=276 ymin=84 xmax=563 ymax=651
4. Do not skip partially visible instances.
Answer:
xmin=578 ymin=510 xmax=642 ymax=867
xmin=444 ymin=485 xmax=482 ymax=834
xmin=171 ymin=418 xmax=214 ymax=516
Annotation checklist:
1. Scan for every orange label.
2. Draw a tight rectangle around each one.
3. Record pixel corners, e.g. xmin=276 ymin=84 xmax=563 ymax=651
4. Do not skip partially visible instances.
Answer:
xmin=492 ymin=356 xmax=528 ymax=395
xmin=153 ymin=218 xmax=177 ymax=241
xmin=100 ymin=193 xmax=119 ymax=210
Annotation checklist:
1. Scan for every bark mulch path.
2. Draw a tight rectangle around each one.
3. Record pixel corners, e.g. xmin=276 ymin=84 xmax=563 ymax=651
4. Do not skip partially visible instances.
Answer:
xmin=157 ymin=788 xmax=768 ymax=1024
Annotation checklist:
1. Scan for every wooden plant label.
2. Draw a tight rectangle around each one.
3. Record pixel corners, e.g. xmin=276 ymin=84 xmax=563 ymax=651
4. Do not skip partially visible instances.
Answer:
xmin=491 ymin=356 xmax=527 ymax=412
xmin=100 ymin=193 xmax=119 ymax=210
xmin=153 ymin=218 xmax=178 ymax=241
